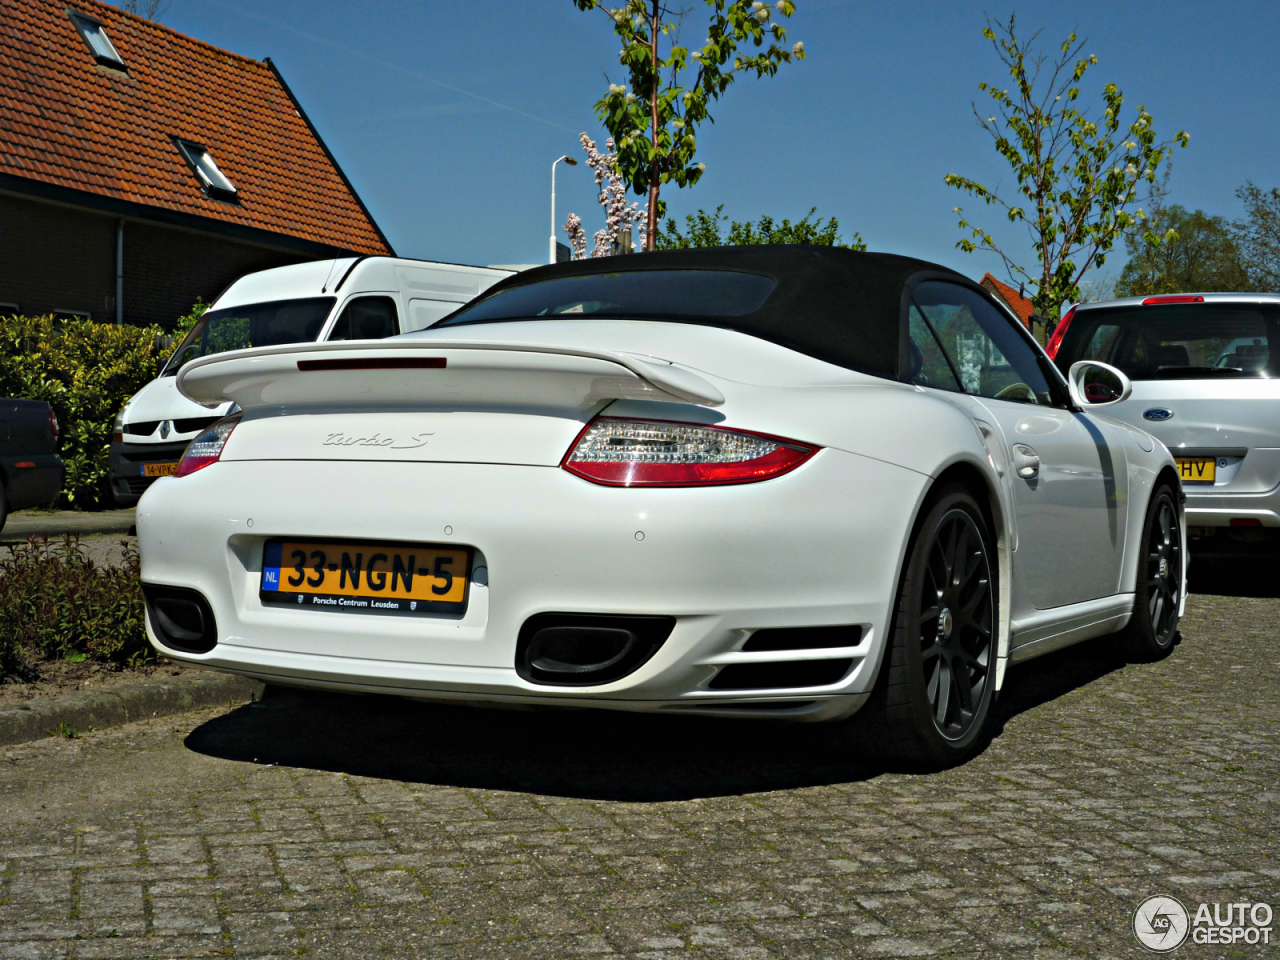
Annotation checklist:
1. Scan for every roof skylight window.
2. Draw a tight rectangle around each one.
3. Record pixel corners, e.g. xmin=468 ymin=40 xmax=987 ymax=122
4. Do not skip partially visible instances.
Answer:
xmin=174 ymin=139 xmax=239 ymax=202
xmin=68 ymin=12 xmax=125 ymax=68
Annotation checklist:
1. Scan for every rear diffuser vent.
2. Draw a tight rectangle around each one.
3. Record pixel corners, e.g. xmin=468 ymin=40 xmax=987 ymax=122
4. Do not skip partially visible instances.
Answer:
xmin=516 ymin=613 xmax=675 ymax=686
xmin=709 ymin=659 xmax=852 ymax=690
xmin=742 ymin=624 xmax=862 ymax=652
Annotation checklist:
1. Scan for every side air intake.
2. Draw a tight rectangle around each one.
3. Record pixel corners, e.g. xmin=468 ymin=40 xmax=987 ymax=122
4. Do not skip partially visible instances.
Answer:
xmin=709 ymin=659 xmax=853 ymax=690
xmin=741 ymin=624 xmax=863 ymax=652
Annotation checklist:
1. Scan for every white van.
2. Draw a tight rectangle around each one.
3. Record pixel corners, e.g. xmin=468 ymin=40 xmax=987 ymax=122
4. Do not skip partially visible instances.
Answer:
xmin=109 ymin=256 xmax=512 ymax=504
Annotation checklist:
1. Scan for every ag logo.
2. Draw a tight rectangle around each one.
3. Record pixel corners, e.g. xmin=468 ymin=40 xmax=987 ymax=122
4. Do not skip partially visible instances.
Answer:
xmin=1134 ymin=895 xmax=1190 ymax=951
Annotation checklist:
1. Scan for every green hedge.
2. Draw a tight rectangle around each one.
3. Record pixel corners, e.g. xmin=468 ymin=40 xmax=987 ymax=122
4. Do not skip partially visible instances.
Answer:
xmin=0 ymin=536 xmax=148 ymax=676
xmin=0 ymin=315 xmax=168 ymax=509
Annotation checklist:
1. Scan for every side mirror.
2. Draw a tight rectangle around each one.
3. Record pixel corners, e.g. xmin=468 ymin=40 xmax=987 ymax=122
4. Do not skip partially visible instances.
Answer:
xmin=1067 ymin=360 xmax=1133 ymax=408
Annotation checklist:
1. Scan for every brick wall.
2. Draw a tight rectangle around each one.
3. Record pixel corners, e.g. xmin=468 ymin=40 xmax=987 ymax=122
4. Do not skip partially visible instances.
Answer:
xmin=122 ymin=219 xmax=310 ymax=327
xmin=0 ymin=192 xmax=320 ymax=327
xmin=0 ymin=192 xmax=116 ymax=318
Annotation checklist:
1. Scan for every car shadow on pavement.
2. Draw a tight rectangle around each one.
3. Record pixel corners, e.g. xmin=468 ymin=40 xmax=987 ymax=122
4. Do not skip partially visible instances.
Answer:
xmin=184 ymin=635 xmax=1134 ymax=801
xmin=1188 ymin=552 xmax=1280 ymax=599
xmin=986 ymin=635 xmax=1130 ymax=741
xmin=187 ymin=690 xmax=881 ymax=801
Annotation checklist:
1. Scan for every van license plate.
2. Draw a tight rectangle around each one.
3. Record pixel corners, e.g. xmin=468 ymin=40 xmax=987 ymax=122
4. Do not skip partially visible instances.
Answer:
xmin=141 ymin=462 xmax=179 ymax=478
xmin=1176 ymin=457 xmax=1216 ymax=484
xmin=260 ymin=539 xmax=470 ymax=615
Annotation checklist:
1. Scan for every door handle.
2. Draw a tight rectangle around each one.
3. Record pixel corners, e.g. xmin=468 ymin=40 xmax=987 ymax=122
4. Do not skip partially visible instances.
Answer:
xmin=1012 ymin=443 xmax=1040 ymax=479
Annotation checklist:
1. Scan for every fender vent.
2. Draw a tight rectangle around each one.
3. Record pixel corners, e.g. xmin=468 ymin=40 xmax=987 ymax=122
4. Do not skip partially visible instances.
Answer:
xmin=709 ymin=659 xmax=852 ymax=690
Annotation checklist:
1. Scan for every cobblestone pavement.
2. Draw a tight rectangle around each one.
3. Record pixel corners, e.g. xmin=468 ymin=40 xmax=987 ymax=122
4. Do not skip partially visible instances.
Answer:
xmin=1 ymin=566 xmax=1277 ymax=959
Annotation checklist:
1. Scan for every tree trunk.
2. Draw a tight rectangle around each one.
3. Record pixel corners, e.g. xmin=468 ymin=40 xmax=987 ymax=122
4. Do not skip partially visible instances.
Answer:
xmin=645 ymin=0 xmax=660 ymax=252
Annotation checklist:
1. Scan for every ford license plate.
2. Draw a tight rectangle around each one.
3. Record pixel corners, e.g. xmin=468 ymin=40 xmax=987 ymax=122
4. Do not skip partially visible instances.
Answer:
xmin=1175 ymin=457 xmax=1216 ymax=484
xmin=260 ymin=539 xmax=470 ymax=615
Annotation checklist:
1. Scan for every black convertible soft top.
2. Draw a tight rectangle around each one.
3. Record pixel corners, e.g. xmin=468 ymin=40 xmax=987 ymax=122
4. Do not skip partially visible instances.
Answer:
xmin=436 ymin=246 xmax=971 ymax=378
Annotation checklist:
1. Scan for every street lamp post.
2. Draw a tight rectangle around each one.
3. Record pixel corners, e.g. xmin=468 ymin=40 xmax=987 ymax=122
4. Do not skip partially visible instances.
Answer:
xmin=550 ymin=154 xmax=578 ymax=264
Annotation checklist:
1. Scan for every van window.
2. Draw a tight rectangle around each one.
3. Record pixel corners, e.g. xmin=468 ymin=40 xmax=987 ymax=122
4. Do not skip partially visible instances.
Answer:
xmin=327 ymin=296 xmax=400 ymax=341
xmin=163 ymin=297 xmax=335 ymax=375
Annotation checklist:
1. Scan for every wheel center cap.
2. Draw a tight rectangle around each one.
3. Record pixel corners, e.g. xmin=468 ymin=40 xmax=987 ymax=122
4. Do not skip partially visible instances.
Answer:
xmin=937 ymin=607 xmax=954 ymax=638
xmin=1158 ymin=557 xmax=1168 ymax=578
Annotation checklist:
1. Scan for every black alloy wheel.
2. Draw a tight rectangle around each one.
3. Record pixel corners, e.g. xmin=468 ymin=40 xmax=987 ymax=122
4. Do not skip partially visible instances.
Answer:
xmin=917 ymin=508 xmax=995 ymax=739
xmin=1122 ymin=484 xmax=1182 ymax=660
xmin=848 ymin=483 xmax=998 ymax=767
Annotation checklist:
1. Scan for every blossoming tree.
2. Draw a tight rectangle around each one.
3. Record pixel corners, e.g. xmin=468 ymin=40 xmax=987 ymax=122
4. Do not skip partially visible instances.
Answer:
xmin=564 ymin=134 xmax=648 ymax=259
xmin=571 ymin=0 xmax=804 ymax=251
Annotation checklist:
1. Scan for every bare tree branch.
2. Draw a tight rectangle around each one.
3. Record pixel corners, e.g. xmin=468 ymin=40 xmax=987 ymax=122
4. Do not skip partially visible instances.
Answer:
xmin=119 ymin=0 xmax=170 ymax=20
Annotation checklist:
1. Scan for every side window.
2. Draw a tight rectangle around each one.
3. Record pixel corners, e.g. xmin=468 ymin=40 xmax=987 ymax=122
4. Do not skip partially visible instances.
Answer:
xmin=907 ymin=304 xmax=962 ymax=391
xmin=328 ymin=296 xmax=400 ymax=341
xmin=912 ymin=282 xmax=1052 ymax=405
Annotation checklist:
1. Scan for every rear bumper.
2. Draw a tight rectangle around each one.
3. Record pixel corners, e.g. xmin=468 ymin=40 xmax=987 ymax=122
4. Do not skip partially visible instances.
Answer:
xmin=137 ymin=453 xmax=926 ymax=720
xmin=1184 ymin=487 xmax=1280 ymax=527
xmin=1 ymin=453 xmax=64 ymax=511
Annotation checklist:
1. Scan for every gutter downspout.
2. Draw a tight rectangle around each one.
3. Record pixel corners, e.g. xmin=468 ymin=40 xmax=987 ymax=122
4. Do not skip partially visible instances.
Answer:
xmin=115 ymin=219 xmax=124 ymax=325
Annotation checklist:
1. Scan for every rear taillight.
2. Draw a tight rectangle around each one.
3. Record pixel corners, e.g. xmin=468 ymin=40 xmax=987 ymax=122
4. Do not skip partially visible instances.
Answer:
xmin=1045 ymin=305 xmax=1076 ymax=360
xmin=1142 ymin=295 xmax=1204 ymax=305
xmin=562 ymin=417 xmax=817 ymax=487
xmin=176 ymin=415 xmax=240 ymax=477
xmin=48 ymin=409 xmax=59 ymax=439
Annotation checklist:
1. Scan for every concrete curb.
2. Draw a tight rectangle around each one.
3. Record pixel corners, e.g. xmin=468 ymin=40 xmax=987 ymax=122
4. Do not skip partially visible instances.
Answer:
xmin=0 ymin=671 xmax=264 ymax=747
xmin=2 ymin=508 xmax=137 ymax=541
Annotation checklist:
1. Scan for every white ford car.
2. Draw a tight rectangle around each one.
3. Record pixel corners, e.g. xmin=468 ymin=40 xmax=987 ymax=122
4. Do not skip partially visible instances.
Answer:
xmin=137 ymin=248 xmax=1185 ymax=766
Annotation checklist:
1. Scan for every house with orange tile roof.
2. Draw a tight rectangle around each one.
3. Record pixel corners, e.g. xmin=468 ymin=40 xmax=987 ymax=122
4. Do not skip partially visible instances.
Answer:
xmin=0 ymin=0 xmax=393 ymax=327
xmin=980 ymin=273 xmax=1050 ymax=343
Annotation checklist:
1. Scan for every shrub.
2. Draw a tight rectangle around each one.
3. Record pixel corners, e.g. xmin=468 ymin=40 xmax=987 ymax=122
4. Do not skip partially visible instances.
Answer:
xmin=172 ymin=298 xmax=209 ymax=340
xmin=0 ymin=314 xmax=167 ymax=508
xmin=0 ymin=536 xmax=148 ymax=678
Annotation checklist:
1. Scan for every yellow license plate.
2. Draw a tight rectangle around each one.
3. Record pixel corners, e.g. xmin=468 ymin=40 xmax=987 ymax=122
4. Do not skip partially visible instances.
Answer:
xmin=260 ymin=539 xmax=470 ymax=614
xmin=142 ymin=462 xmax=179 ymax=478
xmin=1176 ymin=457 xmax=1216 ymax=484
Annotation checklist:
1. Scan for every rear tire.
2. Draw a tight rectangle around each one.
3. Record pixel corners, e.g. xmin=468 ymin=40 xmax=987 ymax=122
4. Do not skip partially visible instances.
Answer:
xmin=1120 ymin=484 xmax=1182 ymax=661
xmin=851 ymin=483 xmax=998 ymax=768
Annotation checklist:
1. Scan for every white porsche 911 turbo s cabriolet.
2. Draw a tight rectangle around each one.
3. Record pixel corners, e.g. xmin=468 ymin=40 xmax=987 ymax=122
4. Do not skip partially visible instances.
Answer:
xmin=138 ymin=248 xmax=1185 ymax=765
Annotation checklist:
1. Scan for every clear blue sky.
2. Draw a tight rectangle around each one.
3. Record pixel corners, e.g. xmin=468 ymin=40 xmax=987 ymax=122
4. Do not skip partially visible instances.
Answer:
xmin=154 ymin=0 xmax=1278 ymax=287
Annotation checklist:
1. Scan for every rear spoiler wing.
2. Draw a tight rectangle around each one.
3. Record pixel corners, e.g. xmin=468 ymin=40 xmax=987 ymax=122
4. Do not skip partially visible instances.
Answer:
xmin=176 ymin=338 xmax=725 ymax=411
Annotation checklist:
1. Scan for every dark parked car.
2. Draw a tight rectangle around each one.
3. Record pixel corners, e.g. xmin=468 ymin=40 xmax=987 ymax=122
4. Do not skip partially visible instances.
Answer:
xmin=0 ymin=399 xmax=64 ymax=530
